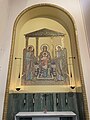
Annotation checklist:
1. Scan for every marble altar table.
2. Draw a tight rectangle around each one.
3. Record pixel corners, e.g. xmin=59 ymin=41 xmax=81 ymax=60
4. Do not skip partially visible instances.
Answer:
xmin=15 ymin=111 xmax=77 ymax=120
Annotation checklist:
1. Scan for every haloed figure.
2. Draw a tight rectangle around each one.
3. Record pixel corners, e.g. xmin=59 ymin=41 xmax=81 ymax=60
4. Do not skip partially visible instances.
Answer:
xmin=25 ymin=45 xmax=35 ymax=80
xmin=55 ymin=45 xmax=68 ymax=80
xmin=39 ymin=45 xmax=51 ymax=78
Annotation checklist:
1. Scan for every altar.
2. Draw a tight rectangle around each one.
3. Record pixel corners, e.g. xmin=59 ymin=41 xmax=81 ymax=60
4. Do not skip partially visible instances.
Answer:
xmin=15 ymin=111 xmax=77 ymax=120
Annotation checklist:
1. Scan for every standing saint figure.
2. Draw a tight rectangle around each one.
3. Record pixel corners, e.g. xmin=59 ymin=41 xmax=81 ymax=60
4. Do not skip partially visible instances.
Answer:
xmin=55 ymin=45 xmax=68 ymax=80
xmin=39 ymin=45 xmax=51 ymax=78
xmin=25 ymin=45 xmax=36 ymax=80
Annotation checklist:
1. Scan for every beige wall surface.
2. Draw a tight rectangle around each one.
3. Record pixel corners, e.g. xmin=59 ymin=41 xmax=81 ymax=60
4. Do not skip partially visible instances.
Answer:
xmin=0 ymin=0 xmax=90 ymax=119
xmin=0 ymin=0 xmax=10 ymax=120
xmin=80 ymin=0 xmax=90 ymax=56
xmin=79 ymin=0 xmax=90 ymax=116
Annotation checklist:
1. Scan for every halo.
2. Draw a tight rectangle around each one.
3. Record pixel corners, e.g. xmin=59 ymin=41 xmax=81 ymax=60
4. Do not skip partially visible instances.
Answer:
xmin=27 ymin=45 xmax=34 ymax=51
xmin=55 ymin=45 xmax=62 ymax=51
xmin=40 ymin=44 xmax=50 ymax=51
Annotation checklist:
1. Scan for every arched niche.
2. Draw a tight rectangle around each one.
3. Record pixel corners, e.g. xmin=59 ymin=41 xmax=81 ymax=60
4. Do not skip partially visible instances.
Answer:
xmin=3 ymin=3 xmax=89 ymax=120
xmin=11 ymin=4 xmax=80 ymax=90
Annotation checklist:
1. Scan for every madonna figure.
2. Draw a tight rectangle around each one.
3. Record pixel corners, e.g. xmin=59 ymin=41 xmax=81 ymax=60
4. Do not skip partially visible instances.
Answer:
xmin=39 ymin=45 xmax=51 ymax=78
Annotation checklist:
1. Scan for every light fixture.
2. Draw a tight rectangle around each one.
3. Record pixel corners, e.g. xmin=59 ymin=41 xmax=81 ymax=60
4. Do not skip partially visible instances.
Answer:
xmin=70 ymin=86 xmax=75 ymax=89
xmin=16 ymin=87 xmax=21 ymax=91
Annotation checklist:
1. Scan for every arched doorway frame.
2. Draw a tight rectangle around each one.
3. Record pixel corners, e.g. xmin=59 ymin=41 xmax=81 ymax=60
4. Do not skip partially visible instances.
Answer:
xmin=3 ymin=3 xmax=89 ymax=120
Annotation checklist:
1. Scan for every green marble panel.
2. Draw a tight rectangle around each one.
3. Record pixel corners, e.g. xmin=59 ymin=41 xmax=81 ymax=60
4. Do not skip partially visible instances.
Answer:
xmin=56 ymin=93 xmax=70 ymax=111
xmin=27 ymin=94 xmax=33 ymax=111
xmin=76 ymin=93 xmax=85 ymax=120
xmin=7 ymin=93 xmax=85 ymax=120
xmin=46 ymin=93 xmax=54 ymax=111
xmin=34 ymin=93 xmax=43 ymax=111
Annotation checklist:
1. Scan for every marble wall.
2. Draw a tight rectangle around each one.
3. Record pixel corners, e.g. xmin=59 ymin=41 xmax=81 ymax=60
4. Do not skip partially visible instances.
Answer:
xmin=7 ymin=93 xmax=85 ymax=120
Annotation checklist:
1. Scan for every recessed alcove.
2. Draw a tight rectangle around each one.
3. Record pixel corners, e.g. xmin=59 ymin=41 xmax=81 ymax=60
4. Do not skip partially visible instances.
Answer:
xmin=3 ymin=4 xmax=88 ymax=120
xmin=10 ymin=17 xmax=76 ymax=92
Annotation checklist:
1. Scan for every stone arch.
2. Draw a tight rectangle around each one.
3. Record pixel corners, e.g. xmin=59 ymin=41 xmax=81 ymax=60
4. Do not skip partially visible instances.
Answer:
xmin=3 ymin=3 xmax=89 ymax=120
